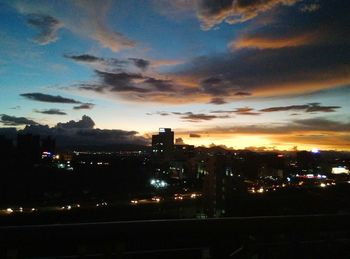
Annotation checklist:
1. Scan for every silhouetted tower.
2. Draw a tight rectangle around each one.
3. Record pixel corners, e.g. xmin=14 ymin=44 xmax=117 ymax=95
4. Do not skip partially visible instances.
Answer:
xmin=152 ymin=128 xmax=174 ymax=156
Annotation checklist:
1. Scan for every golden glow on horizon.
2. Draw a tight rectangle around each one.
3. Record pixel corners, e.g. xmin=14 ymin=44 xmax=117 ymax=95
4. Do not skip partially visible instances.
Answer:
xmin=174 ymin=133 xmax=350 ymax=151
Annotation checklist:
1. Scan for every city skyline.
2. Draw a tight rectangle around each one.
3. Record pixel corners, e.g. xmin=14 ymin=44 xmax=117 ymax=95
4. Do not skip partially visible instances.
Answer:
xmin=0 ymin=0 xmax=349 ymax=151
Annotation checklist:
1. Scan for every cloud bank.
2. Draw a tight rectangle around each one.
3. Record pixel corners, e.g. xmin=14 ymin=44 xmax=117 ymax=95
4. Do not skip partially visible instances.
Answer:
xmin=0 ymin=115 xmax=148 ymax=148
xmin=0 ymin=114 xmax=39 ymax=126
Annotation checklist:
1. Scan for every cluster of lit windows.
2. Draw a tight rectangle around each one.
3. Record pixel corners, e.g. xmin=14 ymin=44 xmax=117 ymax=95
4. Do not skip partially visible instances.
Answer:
xmin=150 ymin=179 xmax=168 ymax=188
xmin=41 ymin=151 xmax=52 ymax=159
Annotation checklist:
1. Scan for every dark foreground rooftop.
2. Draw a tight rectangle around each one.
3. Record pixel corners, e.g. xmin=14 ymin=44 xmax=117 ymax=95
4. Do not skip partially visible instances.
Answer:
xmin=1 ymin=213 xmax=350 ymax=258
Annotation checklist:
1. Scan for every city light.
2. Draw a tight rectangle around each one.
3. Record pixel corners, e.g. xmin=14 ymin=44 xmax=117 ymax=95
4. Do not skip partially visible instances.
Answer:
xmin=150 ymin=178 xmax=168 ymax=188
xmin=331 ymin=167 xmax=349 ymax=175
xmin=257 ymin=188 xmax=264 ymax=193
xmin=311 ymin=148 xmax=320 ymax=154
xmin=152 ymin=196 xmax=161 ymax=202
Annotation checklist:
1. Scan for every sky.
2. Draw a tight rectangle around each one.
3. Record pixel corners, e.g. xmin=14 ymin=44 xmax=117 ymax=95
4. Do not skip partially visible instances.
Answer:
xmin=0 ymin=0 xmax=349 ymax=151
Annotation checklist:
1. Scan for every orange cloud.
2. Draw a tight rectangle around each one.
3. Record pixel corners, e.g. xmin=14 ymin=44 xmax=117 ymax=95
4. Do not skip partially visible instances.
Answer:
xmin=230 ymin=32 xmax=318 ymax=50
xmin=151 ymin=59 xmax=185 ymax=68
xmin=197 ymin=0 xmax=299 ymax=30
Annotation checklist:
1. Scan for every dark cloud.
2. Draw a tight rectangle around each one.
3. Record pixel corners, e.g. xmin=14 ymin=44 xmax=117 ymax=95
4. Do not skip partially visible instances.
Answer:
xmin=209 ymin=97 xmax=226 ymax=105
xmin=73 ymin=103 xmax=95 ymax=110
xmin=56 ymin=115 xmax=95 ymax=129
xmin=157 ymin=112 xmax=170 ymax=116
xmin=64 ymin=54 xmax=127 ymax=69
xmin=0 ymin=114 xmax=39 ymax=126
xmin=234 ymin=92 xmax=251 ymax=96
xmin=200 ymin=76 xmax=254 ymax=98
xmin=182 ymin=113 xmax=219 ymax=122
xmin=234 ymin=107 xmax=260 ymax=116
xmin=159 ymin=112 xmax=170 ymax=116
xmin=260 ymin=103 xmax=341 ymax=113
xmin=143 ymin=78 xmax=174 ymax=92
xmin=261 ymin=104 xmax=309 ymax=112
xmin=305 ymin=104 xmax=340 ymax=113
xmin=80 ymin=70 xmax=177 ymax=96
xmin=64 ymin=54 xmax=104 ymax=63
xmin=189 ymin=133 xmax=201 ymax=138
xmin=173 ymin=112 xmax=230 ymax=122
xmin=93 ymin=71 xmax=149 ymax=93
xmin=128 ymin=58 xmax=150 ymax=71
xmin=21 ymin=93 xmax=81 ymax=104
xmin=15 ymin=115 xmax=148 ymax=148
xmin=79 ymin=84 xmax=105 ymax=93
xmin=35 ymin=109 xmax=67 ymax=115
xmin=171 ymin=112 xmax=182 ymax=115
xmin=27 ymin=14 xmax=62 ymax=45
xmin=65 ymin=54 xmax=153 ymax=72
xmin=200 ymin=77 xmax=230 ymax=96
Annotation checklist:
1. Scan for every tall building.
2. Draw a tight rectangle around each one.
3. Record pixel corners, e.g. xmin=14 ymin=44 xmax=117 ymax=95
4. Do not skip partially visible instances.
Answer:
xmin=152 ymin=128 xmax=174 ymax=155
xmin=203 ymin=155 xmax=236 ymax=217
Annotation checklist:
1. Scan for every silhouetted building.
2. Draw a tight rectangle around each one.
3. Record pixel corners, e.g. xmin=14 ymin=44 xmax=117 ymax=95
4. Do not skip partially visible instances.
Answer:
xmin=41 ymin=136 xmax=56 ymax=154
xmin=17 ymin=134 xmax=41 ymax=164
xmin=259 ymin=153 xmax=285 ymax=178
xmin=170 ymin=144 xmax=196 ymax=178
xmin=174 ymin=144 xmax=194 ymax=156
xmin=0 ymin=135 xmax=14 ymax=166
xmin=203 ymin=155 xmax=233 ymax=217
xmin=297 ymin=151 xmax=321 ymax=174
xmin=152 ymin=128 xmax=174 ymax=155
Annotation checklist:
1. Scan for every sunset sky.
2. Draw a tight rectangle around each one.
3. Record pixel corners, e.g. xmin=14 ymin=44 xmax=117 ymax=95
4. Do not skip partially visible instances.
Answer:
xmin=0 ymin=0 xmax=349 ymax=151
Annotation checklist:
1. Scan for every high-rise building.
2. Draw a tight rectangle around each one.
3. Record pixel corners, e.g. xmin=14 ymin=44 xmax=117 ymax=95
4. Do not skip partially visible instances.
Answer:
xmin=151 ymin=128 xmax=174 ymax=155
xmin=203 ymin=155 xmax=236 ymax=217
